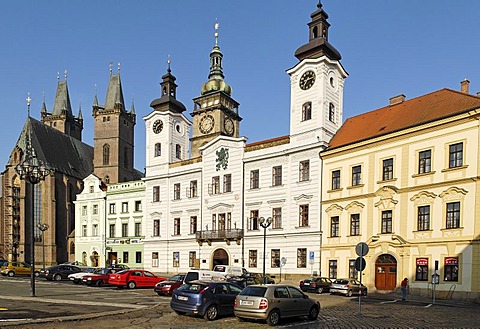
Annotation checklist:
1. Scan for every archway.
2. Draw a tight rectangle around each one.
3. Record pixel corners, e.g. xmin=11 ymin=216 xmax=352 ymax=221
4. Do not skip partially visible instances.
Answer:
xmin=90 ymin=251 xmax=99 ymax=267
xmin=375 ymin=254 xmax=397 ymax=291
xmin=212 ymin=248 xmax=229 ymax=269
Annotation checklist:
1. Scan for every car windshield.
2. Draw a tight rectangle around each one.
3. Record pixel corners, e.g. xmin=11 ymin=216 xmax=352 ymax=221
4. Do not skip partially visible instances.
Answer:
xmin=334 ymin=279 xmax=349 ymax=284
xmin=177 ymin=283 xmax=208 ymax=293
xmin=239 ymin=286 xmax=267 ymax=297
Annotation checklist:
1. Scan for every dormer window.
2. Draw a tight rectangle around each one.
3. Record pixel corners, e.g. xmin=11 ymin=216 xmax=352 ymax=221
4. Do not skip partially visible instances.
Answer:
xmin=302 ymin=102 xmax=312 ymax=121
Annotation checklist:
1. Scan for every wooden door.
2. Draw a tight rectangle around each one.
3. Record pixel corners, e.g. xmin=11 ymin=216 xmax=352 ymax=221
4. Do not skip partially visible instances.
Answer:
xmin=375 ymin=254 xmax=397 ymax=291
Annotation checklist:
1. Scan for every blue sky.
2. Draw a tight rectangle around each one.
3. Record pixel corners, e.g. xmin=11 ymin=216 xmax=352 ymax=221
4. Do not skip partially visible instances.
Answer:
xmin=2 ymin=1 xmax=480 ymax=172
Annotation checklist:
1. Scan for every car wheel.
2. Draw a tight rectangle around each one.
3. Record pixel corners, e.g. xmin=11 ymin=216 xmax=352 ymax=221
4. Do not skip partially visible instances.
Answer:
xmin=127 ymin=281 xmax=136 ymax=289
xmin=266 ymin=309 xmax=280 ymax=326
xmin=317 ymin=287 xmax=324 ymax=294
xmin=347 ymin=290 xmax=353 ymax=297
xmin=54 ymin=274 xmax=62 ymax=281
xmin=96 ymin=280 xmax=104 ymax=287
xmin=308 ymin=305 xmax=319 ymax=321
xmin=174 ymin=310 xmax=185 ymax=315
xmin=7 ymin=271 xmax=14 ymax=277
xmin=204 ymin=304 xmax=218 ymax=321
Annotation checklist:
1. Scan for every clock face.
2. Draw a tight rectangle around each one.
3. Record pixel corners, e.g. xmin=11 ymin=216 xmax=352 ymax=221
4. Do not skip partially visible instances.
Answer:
xmin=224 ymin=118 xmax=234 ymax=136
xmin=199 ymin=114 xmax=214 ymax=134
xmin=299 ymin=70 xmax=316 ymax=90
xmin=152 ymin=119 xmax=163 ymax=134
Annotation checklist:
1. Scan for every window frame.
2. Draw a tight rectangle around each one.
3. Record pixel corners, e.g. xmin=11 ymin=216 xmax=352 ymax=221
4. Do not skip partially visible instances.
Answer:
xmin=446 ymin=201 xmax=460 ymax=229
xmin=302 ymin=102 xmax=312 ymax=121
xmin=331 ymin=170 xmax=341 ymax=190
xmin=449 ymin=142 xmax=463 ymax=169
xmin=381 ymin=210 xmax=393 ymax=234
xmin=382 ymin=158 xmax=394 ymax=181
xmin=299 ymin=204 xmax=309 ymax=227
xmin=418 ymin=149 xmax=432 ymax=174
xmin=299 ymin=160 xmax=310 ymax=182
xmin=272 ymin=166 xmax=282 ymax=186
xmin=350 ymin=213 xmax=360 ymax=236
xmin=330 ymin=216 xmax=339 ymax=237
xmin=417 ymin=205 xmax=430 ymax=231
xmin=250 ymin=169 xmax=259 ymax=189
xmin=351 ymin=165 xmax=361 ymax=186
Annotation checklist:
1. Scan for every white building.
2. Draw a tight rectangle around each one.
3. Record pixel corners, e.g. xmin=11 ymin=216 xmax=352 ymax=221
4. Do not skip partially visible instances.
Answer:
xmin=142 ymin=3 xmax=346 ymax=280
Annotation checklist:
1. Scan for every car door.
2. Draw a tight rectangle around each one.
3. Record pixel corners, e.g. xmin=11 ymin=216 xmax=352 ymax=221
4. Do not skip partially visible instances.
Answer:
xmin=273 ymin=286 xmax=293 ymax=317
xmin=224 ymin=284 xmax=242 ymax=315
xmin=213 ymin=283 xmax=231 ymax=315
xmin=287 ymin=286 xmax=311 ymax=316
xmin=20 ymin=262 xmax=30 ymax=275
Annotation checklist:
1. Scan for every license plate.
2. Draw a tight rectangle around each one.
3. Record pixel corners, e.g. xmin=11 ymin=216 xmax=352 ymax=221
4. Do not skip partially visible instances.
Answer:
xmin=178 ymin=296 xmax=188 ymax=301
xmin=240 ymin=300 xmax=253 ymax=306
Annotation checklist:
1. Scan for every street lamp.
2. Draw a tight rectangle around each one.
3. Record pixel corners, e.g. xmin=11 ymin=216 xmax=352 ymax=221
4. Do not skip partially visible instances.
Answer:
xmin=37 ymin=223 xmax=49 ymax=271
xmin=259 ymin=216 xmax=272 ymax=284
xmin=15 ymin=94 xmax=53 ymax=297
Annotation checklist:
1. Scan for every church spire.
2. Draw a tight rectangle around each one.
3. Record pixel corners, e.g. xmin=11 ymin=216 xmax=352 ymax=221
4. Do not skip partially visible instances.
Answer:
xmin=104 ymin=64 xmax=125 ymax=111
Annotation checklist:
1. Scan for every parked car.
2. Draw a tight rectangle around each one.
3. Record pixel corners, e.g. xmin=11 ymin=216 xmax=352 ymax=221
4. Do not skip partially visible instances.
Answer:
xmin=108 ymin=269 xmax=166 ymax=289
xmin=0 ymin=261 xmax=41 ymax=277
xmin=170 ymin=280 xmax=243 ymax=321
xmin=42 ymin=265 xmax=82 ymax=281
xmin=82 ymin=267 xmax=115 ymax=287
xmin=299 ymin=277 xmax=332 ymax=294
xmin=234 ymin=284 xmax=320 ymax=326
xmin=330 ymin=278 xmax=367 ymax=297
xmin=227 ymin=272 xmax=275 ymax=288
xmin=68 ymin=267 xmax=99 ymax=284
xmin=154 ymin=274 xmax=185 ymax=296
xmin=107 ymin=263 xmax=130 ymax=273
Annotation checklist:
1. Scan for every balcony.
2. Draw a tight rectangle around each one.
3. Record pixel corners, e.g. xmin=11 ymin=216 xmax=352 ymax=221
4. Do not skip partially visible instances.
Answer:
xmin=196 ymin=229 xmax=244 ymax=246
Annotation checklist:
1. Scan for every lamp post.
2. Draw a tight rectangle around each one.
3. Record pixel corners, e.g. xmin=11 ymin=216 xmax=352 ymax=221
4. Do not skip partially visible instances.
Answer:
xmin=259 ymin=216 xmax=272 ymax=284
xmin=15 ymin=94 xmax=53 ymax=297
xmin=37 ymin=223 xmax=49 ymax=271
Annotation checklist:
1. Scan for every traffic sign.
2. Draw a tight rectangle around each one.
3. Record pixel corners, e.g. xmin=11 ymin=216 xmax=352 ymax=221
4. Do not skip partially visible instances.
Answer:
xmin=355 ymin=257 xmax=366 ymax=271
xmin=355 ymin=242 xmax=369 ymax=257
xmin=309 ymin=251 xmax=314 ymax=261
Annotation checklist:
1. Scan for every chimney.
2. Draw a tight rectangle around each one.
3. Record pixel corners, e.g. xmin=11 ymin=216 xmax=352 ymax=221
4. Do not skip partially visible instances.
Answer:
xmin=389 ymin=94 xmax=406 ymax=106
xmin=461 ymin=79 xmax=470 ymax=94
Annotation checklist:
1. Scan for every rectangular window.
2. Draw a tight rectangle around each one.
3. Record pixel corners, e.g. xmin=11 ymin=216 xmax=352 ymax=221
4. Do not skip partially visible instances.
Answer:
xmin=417 ymin=206 xmax=430 ymax=231
xmin=352 ymin=165 xmax=361 ymax=186
xmin=444 ymin=257 xmax=459 ymax=282
xmin=329 ymin=103 xmax=335 ymax=122
xmin=212 ymin=214 xmax=216 ymax=231
xmin=134 ymin=223 xmax=141 ymax=236
xmin=154 ymin=143 xmax=161 ymax=157
xmin=135 ymin=251 xmax=142 ymax=264
xmin=331 ymin=170 xmax=341 ymax=190
xmin=272 ymin=207 xmax=282 ymax=229
xmin=381 ymin=210 xmax=393 ymax=234
xmin=350 ymin=214 xmax=360 ymax=236
xmin=173 ymin=252 xmax=180 ymax=267
xmin=446 ymin=202 xmax=460 ymax=229
xmin=299 ymin=204 xmax=309 ymax=227
xmin=153 ymin=186 xmax=160 ymax=202
xmin=123 ymin=251 xmax=129 ymax=264
xmin=330 ymin=216 xmax=339 ymax=237
xmin=189 ymin=251 xmax=196 ymax=268
xmin=82 ymin=225 xmax=87 ymax=237
xmin=153 ymin=219 xmax=160 ymax=237
xmin=249 ymin=210 xmax=259 ymax=231
xmin=302 ymin=102 xmax=312 ymax=121
xmin=212 ymin=176 xmax=220 ymax=194
xmin=223 ymin=174 xmax=232 ymax=193
xmin=189 ymin=180 xmax=198 ymax=198
xmin=299 ymin=160 xmax=310 ymax=182
xmin=415 ymin=258 xmax=428 ymax=281
xmin=418 ymin=150 xmax=432 ymax=174
xmin=92 ymin=224 xmax=98 ymax=237
xmin=382 ymin=158 xmax=394 ymax=181
xmin=152 ymin=252 xmax=159 ymax=267
xmin=121 ymin=202 xmax=128 ymax=213
xmin=349 ymin=259 xmax=358 ymax=280
xmin=250 ymin=170 xmax=259 ymax=189
xmin=122 ymin=223 xmax=128 ymax=237
xmin=272 ymin=166 xmax=282 ymax=186
xmin=93 ymin=204 xmax=98 ymax=215
xmin=329 ymin=260 xmax=337 ymax=279
xmin=249 ymin=250 xmax=257 ymax=268
xmin=174 ymin=218 xmax=180 ymax=235
xmin=271 ymin=249 xmax=280 ymax=268
xmin=449 ymin=142 xmax=463 ymax=168
xmin=174 ymin=183 xmax=181 ymax=200
xmin=135 ymin=200 xmax=142 ymax=212
xmin=190 ymin=216 xmax=197 ymax=234
xmin=175 ymin=144 xmax=181 ymax=159
xmin=109 ymin=224 xmax=115 ymax=238
xmin=82 ymin=206 xmax=87 ymax=216
xmin=109 ymin=203 xmax=116 ymax=214
xmin=297 ymin=248 xmax=307 ymax=268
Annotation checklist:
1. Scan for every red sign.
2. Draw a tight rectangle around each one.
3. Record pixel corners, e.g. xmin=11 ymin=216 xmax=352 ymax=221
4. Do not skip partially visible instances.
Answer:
xmin=444 ymin=257 xmax=458 ymax=265
xmin=416 ymin=258 xmax=428 ymax=266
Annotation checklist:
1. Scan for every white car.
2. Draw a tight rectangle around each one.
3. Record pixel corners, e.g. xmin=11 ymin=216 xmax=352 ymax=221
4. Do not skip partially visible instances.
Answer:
xmin=68 ymin=267 xmax=98 ymax=284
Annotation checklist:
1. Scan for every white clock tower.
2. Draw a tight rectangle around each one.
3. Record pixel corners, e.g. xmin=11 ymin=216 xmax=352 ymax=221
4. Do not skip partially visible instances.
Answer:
xmin=287 ymin=2 xmax=347 ymax=146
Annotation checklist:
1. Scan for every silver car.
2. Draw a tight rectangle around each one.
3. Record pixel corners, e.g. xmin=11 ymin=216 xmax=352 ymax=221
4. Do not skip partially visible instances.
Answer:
xmin=330 ymin=278 xmax=367 ymax=297
xmin=234 ymin=284 xmax=320 ymax=326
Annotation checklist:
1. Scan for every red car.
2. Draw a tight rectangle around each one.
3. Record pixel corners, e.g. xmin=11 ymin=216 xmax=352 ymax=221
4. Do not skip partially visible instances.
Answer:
xmin=82 ymin=267 xmax=114 ymax=286
xmin=108 ymin=269 xmax=167 ymax=289
xmin=153 ymin=274 xmax=185 ymax=296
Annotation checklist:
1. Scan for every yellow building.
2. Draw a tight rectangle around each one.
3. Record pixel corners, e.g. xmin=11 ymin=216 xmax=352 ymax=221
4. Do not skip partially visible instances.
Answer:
xmin=320 ymin=82 xmax=480 ymax=301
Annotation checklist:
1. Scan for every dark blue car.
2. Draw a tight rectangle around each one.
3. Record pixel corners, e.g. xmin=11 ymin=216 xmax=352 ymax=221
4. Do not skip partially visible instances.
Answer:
xmin=170 ymin=280 xmax=243 ymax=320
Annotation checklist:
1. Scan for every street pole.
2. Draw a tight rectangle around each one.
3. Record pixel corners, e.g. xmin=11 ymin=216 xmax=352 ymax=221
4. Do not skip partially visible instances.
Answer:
xmin=38 ymin=224 xmax=49 ymax=270
xmin=259 ymin=217 xmax=272 ymax=284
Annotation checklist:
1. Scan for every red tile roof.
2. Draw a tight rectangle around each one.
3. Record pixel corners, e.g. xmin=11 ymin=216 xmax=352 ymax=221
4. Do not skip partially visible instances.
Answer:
xmin=328 ymin=89 xmax=480 ymax=149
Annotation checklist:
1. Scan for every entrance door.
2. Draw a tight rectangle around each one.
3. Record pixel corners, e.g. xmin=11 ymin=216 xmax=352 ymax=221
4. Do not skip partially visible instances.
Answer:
xmin=108 ymin=252 xmax=118 ymax=266
xmin=375 ymin=254 xmax=397 ymax=291
xmin=212 ymin=249 xmax=229 ymax=269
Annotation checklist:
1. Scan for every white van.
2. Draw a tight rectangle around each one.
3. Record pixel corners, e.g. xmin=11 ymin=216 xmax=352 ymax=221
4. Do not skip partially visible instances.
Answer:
xmin=184 ymin=269 xmax=226 ymax=283
xmin=212 ymin=265 xmax=247 ymax=277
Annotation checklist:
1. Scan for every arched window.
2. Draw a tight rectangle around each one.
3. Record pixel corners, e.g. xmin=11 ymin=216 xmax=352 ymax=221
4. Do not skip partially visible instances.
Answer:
xmin=175 ymin=144 xmax=181 ymax=159
xmin=103 ymin=144 xmax=110 ymax=165
xmin=302 ymin=102 xmax=312 ymax=121
xmin=329 ymin=103 xmax=335 ymax=123
xmin=155 ymin=143 xmax=161 ymax=157
xmin=312 ymin=26 xmax=318 ymax=38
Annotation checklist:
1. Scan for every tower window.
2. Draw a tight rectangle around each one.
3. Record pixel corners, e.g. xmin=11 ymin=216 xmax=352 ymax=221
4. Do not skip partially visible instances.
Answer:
xmin=175 ymin=144 xmax=181 ymax=159
xmin=103 ymin=144 xmax=110 ymax=165
xmin=302 ymin=102 xmax=312 ymax=121
xmin=154 ymin=143 xmax=161 ymax=157
xmin=329 ymin=103 xmax=335 ymax=122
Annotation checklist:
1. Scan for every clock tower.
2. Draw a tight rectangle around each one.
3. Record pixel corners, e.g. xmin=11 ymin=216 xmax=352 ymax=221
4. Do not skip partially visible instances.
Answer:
xmin=287 ymin=2 xmax=347 ymax=146
xmin=190 ymin=22 xmax=242 ymax=158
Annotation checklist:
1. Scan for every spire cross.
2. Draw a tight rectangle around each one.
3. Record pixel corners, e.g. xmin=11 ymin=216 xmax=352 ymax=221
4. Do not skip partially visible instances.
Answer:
xmin=118 ymin=62 xmax=121 ymax=73
xmin=167 ymin=55 xmax=171 ymax=72
xmin=109 ymin=62 xmax=113 ymax=75
xmin=26 ymin=93 xmax=31 ymax=117
xmin=214 ymin=20 xmax=219 ymax=45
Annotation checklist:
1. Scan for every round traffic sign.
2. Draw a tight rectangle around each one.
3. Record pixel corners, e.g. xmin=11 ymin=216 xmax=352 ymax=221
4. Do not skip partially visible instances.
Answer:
xmin=355 ymin=257 xmax=366 ymax=271
xmin=355 ymin=242 xmax=369 ymax=257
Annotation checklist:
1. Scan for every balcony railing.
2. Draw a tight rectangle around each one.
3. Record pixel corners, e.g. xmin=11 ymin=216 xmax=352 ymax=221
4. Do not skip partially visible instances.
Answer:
xmin=195 ymin=229 xmax=244 ymax=246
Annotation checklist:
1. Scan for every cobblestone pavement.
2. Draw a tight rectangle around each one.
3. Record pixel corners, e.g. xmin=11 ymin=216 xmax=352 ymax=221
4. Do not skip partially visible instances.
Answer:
xmin=3 ymin=292 xmax=480 ymax=329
